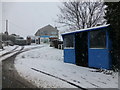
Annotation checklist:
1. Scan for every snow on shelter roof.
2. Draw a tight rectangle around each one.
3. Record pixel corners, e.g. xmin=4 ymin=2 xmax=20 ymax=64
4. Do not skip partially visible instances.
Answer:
xmin=62 ymin=24 xmax=110 ymax=36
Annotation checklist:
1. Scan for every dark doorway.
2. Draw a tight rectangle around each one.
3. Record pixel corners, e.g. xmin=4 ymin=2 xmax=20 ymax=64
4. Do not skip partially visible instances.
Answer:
xmin=75 ymin=32 xmax=88 ymax=67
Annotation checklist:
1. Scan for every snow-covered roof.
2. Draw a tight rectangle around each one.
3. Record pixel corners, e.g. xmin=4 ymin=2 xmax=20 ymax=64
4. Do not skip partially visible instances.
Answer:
xmin=62 ymin=24 xmax=110 ymax=36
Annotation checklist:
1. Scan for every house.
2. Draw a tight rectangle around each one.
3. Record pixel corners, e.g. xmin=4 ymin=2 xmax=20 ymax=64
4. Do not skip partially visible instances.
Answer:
xmin=35 ymin=25 xmax=59 ymax=44
xmin=62 ymin=24 xmax=112 ymax=69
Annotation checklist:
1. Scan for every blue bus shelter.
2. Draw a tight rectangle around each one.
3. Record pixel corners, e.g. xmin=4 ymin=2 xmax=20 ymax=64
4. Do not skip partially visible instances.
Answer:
xmin=62 ymin=25 xmax=112 ymax=69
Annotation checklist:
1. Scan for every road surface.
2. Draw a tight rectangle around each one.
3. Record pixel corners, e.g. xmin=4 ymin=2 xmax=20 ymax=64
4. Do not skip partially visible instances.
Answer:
xmin=1 ymin=45 xmax=86 ymax=89
xmin=2 ymin=46 xmax=37 ymax=88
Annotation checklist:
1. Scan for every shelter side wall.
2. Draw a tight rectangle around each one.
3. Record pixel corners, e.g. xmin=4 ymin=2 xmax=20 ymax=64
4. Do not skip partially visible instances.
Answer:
xmin=88 ymin=30 xmax=112 ymax=69
xmin=64 ymin=49 xmax=76 ymax=64
xmin=88 ymin=49 xmax=111 ymax=69
xmin=107 ymin=30 xmax=112 ymax=69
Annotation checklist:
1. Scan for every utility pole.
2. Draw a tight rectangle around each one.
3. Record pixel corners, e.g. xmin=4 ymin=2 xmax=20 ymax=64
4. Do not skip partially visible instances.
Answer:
xmin=5 ymin=20 xmax=8 ymax=35
xmin=0 ymin=34 xmax=2 ymax=49
xmin=5 ymin=20 xmax=8 ymax=46
xmin=0 ymin=23 xmax=2 ymax=49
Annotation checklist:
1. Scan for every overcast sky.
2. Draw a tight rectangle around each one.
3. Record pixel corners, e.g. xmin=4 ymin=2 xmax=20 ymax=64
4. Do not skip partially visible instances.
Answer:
xmin=2 ymin=2 xmax=61 ymax=38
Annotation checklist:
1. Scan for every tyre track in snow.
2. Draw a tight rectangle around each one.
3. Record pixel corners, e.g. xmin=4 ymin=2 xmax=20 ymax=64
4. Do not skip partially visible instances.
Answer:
xmin=0 ymin=45 xmax=19 ymax=58
xmin=0 ymin=46 xmax=24 ymax=62
xmin=2 ymin=45 xmax=44 ymax=88
xmin=31 ymin=68 xmax=87 ymax=90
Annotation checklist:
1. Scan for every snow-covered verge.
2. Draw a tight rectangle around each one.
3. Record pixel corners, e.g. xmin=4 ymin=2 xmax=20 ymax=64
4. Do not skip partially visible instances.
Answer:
xmin=15 ymin=45 xmax=118 ymax=88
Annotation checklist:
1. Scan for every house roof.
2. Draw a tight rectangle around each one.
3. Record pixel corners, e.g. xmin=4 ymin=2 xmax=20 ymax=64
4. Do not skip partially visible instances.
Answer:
xmin=62 ymin=24 xmax=110 ymax=36
xmin=35 ymin=25 xmax=58 ymax=35
xmin=39 ymin=25 xmax=58 ymax=31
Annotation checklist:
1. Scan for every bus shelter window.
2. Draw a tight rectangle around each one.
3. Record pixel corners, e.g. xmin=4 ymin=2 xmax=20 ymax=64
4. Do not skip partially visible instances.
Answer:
xmin=90 ymin=30 xmax=106 ymax=48
xmin=64 ymin=34 xmax=74 ymax=48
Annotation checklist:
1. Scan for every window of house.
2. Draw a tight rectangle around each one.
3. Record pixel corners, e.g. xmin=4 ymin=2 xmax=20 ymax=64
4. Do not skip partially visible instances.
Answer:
xmin=63 ymin=34 xmax=74 ymax=49
xmin=51 ymin=32 xmax=57 ymax=35
xmin=41 ymin=39 xmax=44 ymax=42
xmin=90 ymin=29 xmax=106 ymax=48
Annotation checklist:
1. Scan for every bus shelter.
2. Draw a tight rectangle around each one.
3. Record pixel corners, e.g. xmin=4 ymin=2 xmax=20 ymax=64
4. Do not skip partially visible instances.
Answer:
xmin=62 ymin=25 xmax=112 ymax=69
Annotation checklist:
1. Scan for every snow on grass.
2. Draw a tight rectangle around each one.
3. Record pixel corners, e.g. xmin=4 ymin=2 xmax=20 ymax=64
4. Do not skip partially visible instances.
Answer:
xmin=15 ymin=45 xmax=118 ymax=88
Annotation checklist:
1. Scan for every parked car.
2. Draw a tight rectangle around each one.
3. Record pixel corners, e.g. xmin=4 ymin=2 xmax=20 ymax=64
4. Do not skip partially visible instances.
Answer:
xmin=4 ymin=40 xmax=14 ymax=46
xmin=15 ymin=39 xmax=27 ymax=46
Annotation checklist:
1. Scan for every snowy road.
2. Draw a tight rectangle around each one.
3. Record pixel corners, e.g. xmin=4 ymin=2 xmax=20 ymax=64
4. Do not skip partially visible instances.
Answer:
xmin=2 ymin=46 xmax=33 ymax=88
xmin=1 ymin=45 xmax=44 ymax=88
xmin=0 ymin=45 xmax=19 ymax=89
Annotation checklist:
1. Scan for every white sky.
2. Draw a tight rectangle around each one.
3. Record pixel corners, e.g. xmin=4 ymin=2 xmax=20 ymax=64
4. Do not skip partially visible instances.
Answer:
xmin=1 ymin=0 xmax=68 ymax=2
xmin=2 ymin=2 xmax=61 ymax=38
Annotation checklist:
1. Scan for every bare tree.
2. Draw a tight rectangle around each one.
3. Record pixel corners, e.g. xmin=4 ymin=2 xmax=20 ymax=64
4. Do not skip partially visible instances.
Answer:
xmin=57 ymin=1 xmax=106 ymax=31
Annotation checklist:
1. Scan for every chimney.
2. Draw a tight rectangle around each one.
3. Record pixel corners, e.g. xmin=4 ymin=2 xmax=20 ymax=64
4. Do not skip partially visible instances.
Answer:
xmin=55 ymin=27 xmax=57 ymax=29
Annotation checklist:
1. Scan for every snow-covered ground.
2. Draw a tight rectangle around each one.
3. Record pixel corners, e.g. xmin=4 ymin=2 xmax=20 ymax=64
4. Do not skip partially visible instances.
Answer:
xmin=14 ymin=44 xmax=118 ymax=88
xmin=23 ymin=43 xmax=43 ymax=50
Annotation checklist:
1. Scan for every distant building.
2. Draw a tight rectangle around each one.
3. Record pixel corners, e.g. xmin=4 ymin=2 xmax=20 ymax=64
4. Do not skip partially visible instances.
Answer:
xmin=26 ymin=35 xmax=36 ymax=43
xmin=35 ymin=25 xmax=59 ymax=44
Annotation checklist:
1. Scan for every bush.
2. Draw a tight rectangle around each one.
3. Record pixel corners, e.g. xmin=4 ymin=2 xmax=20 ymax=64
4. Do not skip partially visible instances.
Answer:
xmin=52 ymin=40 xmax=63 ymax=49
